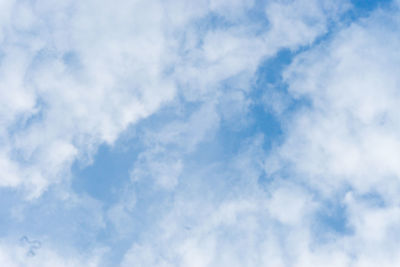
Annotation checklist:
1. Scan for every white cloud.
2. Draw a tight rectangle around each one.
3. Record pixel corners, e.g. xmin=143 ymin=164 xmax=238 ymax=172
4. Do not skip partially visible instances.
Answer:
xmin=0 ymin=0 xmax=179 ymax=197
xmin=120 ymin=1 xmax=400 ymax=266
xmin=264 ymin=1 xmax=400 ymax=266
xmin=210 ymin=0 xmax=255 ymax=20
xmin=121 ymin=136 xmax=312 ymax=267
xmin=267 ymin=184 xmax=314 ymax=225
xmin=6 ymin=0 xmax=397 ymax=266
xmin=267 ymin=2 xmax=400 ymax=196
xmin=0 ymin=239 xmax=106 ymax=267
xmin=0 ymin=0 xmax=349 ymax=198
xmin=265 ymin=0 xmax=350 ymax=49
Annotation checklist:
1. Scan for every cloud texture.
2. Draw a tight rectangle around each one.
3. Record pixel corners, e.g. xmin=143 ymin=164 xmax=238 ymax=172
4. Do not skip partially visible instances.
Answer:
xmin=1 ymin=0 xmax=400 ymax=266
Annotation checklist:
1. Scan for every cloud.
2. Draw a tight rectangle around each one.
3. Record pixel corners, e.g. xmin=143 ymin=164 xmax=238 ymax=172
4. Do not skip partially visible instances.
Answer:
xmin=6 ymin=0 xmax=400 ymax=266
xmin=264 ymin=1 xmax=400 ymax=265
xmin=0 ymin=238 xmax=106 ymax=267
xmin=265 ymin=0 xmax=350 ymax=48
xmin=0 ymin=0 xmax=178 ymax=198
xmin=267 ymin=1 xmax=400 ymax=196
xmin=0 ymin=0 xmax=346 ymax=198
xmin=118 ymin=1 xmax=400 ymax=266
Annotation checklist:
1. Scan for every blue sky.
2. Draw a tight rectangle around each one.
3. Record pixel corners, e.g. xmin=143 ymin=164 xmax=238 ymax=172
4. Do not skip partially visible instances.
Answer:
xmin=1 ymin=0 xmax=400 ymax=266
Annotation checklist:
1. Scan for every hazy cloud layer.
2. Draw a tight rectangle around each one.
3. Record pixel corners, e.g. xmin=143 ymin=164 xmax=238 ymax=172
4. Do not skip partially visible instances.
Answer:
xmin=2 ymin=0 xmax=400 ymax=266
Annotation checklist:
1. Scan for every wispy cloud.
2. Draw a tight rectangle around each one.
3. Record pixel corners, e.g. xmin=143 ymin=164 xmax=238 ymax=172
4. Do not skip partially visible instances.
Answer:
xmin=2 ymin=0 xmax=399 ymax=266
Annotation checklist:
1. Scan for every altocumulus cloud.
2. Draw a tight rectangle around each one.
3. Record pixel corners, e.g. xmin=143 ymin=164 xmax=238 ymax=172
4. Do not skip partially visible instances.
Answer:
xmin=1 ymin=0 xmax=400 ymax=266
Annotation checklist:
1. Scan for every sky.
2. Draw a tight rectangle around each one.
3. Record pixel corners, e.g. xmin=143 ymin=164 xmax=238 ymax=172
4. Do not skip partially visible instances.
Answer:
xmin=1 ymin=0 xmax=400 ymax=266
